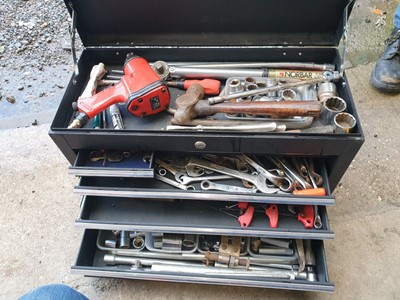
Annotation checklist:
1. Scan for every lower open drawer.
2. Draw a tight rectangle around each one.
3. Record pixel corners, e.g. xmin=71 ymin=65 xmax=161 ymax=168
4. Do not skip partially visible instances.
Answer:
xmin=77 ymin=196 xmax=333 ymax=240
xmin=72 ymin=229 xmax=334 ymax=292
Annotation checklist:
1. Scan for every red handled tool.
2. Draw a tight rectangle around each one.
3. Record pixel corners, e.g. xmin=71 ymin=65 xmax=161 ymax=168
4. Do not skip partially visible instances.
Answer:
xmin=297 ymin=205 xmax=315 ymax=229
xmin=265 ymin=204 xmax=279 ymax=228
xmin=238 ymin=205 xmax=254 ymax=227
xmin=238 ymin=202 xmax=249 ymax=210
xmin=69 ymin=53 xmax=170 ymax=128
xmin=166 ymin=79 xmax=221 ymax=95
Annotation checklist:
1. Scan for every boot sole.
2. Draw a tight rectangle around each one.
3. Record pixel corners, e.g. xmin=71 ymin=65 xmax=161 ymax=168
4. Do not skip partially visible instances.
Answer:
xmin=370 ymin=76 xmax=400 ymax=93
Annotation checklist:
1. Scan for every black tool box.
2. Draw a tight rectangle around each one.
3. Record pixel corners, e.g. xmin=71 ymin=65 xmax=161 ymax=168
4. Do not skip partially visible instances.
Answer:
xmin=49 ymin=0 xmax=364 ymax=292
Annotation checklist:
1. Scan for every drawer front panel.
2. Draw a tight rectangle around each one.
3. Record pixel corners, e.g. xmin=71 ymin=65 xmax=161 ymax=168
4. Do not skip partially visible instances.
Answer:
xmin=68 ymin=150 xmax=154 ymax=178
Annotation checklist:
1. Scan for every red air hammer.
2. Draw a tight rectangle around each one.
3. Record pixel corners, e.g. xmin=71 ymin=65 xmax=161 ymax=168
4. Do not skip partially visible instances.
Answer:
xmin=69 ymin=53 xmax=170 ymax=128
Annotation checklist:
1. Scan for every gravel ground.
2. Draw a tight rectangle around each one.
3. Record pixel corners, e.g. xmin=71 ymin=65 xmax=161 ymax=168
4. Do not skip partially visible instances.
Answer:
xmin=0 ymin=0 xmax=74 ymax=122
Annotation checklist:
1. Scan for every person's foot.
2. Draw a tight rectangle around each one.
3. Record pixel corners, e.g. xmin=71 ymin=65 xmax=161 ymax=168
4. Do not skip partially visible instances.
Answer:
xmin=371 ymin=27 xmax=400 ymax=93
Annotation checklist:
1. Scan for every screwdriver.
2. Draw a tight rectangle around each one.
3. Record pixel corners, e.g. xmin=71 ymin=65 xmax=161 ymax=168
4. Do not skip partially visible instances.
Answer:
xmin=166 ymin=79 xmax=221 ymax=95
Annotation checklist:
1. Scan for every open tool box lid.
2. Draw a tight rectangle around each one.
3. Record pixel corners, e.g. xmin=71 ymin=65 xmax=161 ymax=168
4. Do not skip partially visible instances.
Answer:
xmin=64 ymin=0 xmax=354 ymax=47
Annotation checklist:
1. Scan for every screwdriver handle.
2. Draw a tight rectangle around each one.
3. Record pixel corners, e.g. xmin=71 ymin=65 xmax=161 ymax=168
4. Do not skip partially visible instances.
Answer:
xmin=293 ymin=188 xmax=327 ymax=196
xmin=167 ymin=79 xmax=221 ymax=95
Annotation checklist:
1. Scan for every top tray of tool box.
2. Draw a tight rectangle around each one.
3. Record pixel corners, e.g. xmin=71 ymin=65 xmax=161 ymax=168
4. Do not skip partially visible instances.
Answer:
xmin=49 ymin=0 xmax=364 ymax=168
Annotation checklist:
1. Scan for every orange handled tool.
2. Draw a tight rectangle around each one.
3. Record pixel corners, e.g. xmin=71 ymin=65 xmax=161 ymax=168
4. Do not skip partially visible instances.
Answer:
xmin=166 ymin=79 xmax=221 ymax=95
xmin=293 ymin=188 xmax=326 ymax=196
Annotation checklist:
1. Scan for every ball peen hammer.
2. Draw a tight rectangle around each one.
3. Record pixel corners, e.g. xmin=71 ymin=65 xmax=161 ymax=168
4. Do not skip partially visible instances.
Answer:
xmin=171 ymin=84 xmax=321 ymax=125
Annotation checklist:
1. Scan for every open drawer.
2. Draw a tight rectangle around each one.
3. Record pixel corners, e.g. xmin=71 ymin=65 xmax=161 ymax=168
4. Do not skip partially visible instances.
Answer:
xmin=68 ymin=150 xmax=154 ymax=178
xmin=74 ymin=153 xmax=335 ymax=206
xmin=72 ymin=229 xmax=334 ymax=292
xmin=76 ymin=196 xmax=333 ymax=240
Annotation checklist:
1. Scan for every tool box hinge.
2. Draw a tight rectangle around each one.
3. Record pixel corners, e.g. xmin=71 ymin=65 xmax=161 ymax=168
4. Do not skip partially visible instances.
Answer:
xmin=69 ymin=1 xmax=79 ymax=78
xmin=339 ymin=1 xmax=352 ymax=76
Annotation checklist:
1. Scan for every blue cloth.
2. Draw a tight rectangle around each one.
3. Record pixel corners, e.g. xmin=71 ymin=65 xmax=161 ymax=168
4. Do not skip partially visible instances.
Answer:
xmin=395 ymin=4 xmax=400 ymax=29
xmin=19 ymin=284 xmax=89 ymax=300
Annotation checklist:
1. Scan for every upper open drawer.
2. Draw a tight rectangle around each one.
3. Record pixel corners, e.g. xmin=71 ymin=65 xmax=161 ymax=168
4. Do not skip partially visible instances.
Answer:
xmin=73 ymin=152 xmax=334 ymax=206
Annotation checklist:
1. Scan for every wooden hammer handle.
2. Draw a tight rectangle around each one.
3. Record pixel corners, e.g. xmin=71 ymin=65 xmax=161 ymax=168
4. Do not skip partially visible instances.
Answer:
xmin=195 ymin=100 xmax=321 ymax=117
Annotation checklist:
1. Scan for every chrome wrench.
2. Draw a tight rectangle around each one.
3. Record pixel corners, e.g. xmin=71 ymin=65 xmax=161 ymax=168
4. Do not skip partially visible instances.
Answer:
xmin=201 ymin=180 xmax=258 ymax=194
xmin=155 ymin=158 xmax=181 ymax=176
xmin=178 ymin=174 xmax=233 ymax=185
xmin=267 ymin=156 xmax=312 ymax=190
xmin=307 ymin=162 xmax=323 ymax=229
xmin=238 ymin=155 xmax=293 ymax=192
xmin=186 ymin=156 xmax=279 ymax=194
xmin=155 ymin=174 xmax=195 ymax=190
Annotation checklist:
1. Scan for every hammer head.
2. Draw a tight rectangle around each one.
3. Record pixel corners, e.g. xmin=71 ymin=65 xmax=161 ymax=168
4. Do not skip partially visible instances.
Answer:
xmin=171 ymin=84 xmax=205 ymax=125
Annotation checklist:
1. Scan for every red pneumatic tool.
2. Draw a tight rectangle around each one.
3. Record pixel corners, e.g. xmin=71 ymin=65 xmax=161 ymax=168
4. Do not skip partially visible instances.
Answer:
xmin=68 ymin=53 xmax=170 ymax=128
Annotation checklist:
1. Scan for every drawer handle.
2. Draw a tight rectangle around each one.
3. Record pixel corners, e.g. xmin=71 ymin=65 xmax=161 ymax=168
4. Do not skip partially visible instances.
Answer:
xmin=194 ymin=141 xmax=207 ymax=150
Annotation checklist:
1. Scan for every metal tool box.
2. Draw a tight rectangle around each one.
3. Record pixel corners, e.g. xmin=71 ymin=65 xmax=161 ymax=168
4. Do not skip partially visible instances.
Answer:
xmin=49 ymin=0 xmax=364 ymax=292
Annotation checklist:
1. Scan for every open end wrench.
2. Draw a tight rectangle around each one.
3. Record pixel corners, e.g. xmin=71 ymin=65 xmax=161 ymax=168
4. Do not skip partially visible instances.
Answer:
xmin=155 ymin=158 xmax=181 ymax=176
xmin=155 ymin=174 xmax=195 ymax=190
xmin=238 ymin=155 xmax=293 ymax=192
xmin=308 ymin=166 xmax=323 ymax=229
xmin=267 ymin=156 xmax=312 ymax=190
xmin=178 ymin=174 xmax=233 ymax=185
xmin=187 ymin=157 xmax=279 ymax=194
xmin=201 ymin=180 xmax=258 ymax=194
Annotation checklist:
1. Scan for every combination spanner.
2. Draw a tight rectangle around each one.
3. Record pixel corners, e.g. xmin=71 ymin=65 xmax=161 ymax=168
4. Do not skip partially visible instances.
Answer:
xmin=177 ymin=174 xmax=233 ymax=185
xmin=155 ymin=174 xmax=195 ymax=190
xmin=201 ymin=180 xmax=258 ymax=193
xmin=238 ymin=154 xmax=293 ymax=192
xmin=186 ymin=156 xmax=280 ymax=194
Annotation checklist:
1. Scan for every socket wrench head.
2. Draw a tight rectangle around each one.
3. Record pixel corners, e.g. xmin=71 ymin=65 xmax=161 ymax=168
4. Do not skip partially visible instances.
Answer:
xmin=319 ymin=97 xmax=347 ymax=125
xmin=228 ymin=79 xmax=244 ymax=94
xmin=245 ymin=77 xmax=256 ymax=87
xmin=318 ymin=82 xmax=337 ymax=101
xmin=281 ymin=89 xmax=297 ymax=100
xmin=132 ymin=236 xmax=145 ymax=250
xmin=105 ymin=239 xmax=117 ymax=248
xmin=333 ymin=112 xmax=356 ymax=134
xmin=152 ymin=61 xmax=170 ymax=80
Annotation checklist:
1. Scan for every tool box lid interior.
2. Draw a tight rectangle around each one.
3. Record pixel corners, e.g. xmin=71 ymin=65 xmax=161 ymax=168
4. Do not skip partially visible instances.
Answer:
xmin=65 ymin=0 xmax=354 ymax=48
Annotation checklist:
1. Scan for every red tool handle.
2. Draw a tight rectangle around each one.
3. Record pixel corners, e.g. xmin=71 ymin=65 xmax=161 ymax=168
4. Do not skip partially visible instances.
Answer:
xmin=298 ymin=205 xmax=314 ymax=229
xmin=238 ymin=206 xmax=254 ymax=227
xmin=183 ymin=79 xmax=221 ymax=95
xmin=265 ymin=204 xmax=279 ymax=228
xmin=293 ymin=188 xmax=326 ymax=196
xmin=238 ymin=202 xmax=249 ymax=210
xmin=77 ymin=81 xmax=128 ymax=118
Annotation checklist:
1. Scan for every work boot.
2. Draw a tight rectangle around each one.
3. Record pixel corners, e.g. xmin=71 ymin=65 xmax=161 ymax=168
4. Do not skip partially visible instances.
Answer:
xmin=370 ymin=27 xmax=400 ymax=93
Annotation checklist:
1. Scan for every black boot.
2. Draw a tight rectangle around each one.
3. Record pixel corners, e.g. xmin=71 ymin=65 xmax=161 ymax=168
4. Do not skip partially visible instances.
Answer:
xmin=371 ymin=28 xmax=400 ymax=93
